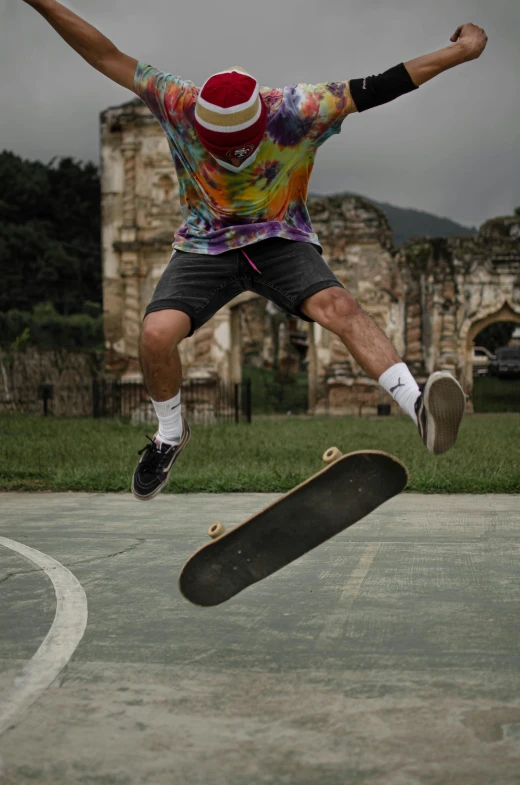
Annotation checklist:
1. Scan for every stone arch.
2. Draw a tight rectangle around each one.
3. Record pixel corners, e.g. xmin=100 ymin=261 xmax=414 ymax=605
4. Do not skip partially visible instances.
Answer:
xmin=229 ymin=294 xmax=311 ymax=382
xmin=460 ymin=301 xmax=520 ymax=394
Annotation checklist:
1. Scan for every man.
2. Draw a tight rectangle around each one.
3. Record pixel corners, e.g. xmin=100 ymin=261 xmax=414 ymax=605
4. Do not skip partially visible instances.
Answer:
xmin=23 ymin=1 xmax=487 ymax=500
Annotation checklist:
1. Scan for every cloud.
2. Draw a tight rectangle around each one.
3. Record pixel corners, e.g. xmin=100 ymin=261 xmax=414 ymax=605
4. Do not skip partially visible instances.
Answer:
xmin=1 ymin=0 xmax=518 ymax=227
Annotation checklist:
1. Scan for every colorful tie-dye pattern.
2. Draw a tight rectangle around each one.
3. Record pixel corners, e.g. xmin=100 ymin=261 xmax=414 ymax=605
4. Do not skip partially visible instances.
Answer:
xmin=134 ymin=63 xmax=353 ymax=254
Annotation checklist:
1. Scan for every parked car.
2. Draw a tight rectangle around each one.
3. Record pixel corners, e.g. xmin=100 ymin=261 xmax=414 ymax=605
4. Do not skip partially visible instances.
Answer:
xmin=472 ymin=346 xmax=496 ymax=375
xmin=488 ymin=347 xmax=520 ymax=378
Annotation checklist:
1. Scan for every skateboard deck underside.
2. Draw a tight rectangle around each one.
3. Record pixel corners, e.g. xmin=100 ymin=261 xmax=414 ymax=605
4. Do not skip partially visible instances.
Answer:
xmin=179 ymin=451 xmax=407 ymax=607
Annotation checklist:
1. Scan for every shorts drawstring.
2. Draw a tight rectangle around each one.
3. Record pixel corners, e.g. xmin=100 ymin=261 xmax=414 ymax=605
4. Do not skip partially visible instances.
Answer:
xmin=241 ymin=248 xmax=261 ymax=274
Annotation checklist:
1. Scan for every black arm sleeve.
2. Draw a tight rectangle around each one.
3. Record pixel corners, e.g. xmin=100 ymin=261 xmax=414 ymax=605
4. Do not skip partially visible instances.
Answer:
xmin=349 ymin=63 xmax=418 ymax=112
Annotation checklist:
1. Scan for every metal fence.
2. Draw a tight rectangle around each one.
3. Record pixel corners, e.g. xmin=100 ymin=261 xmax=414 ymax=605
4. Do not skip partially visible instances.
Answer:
xmin=0 ymin=378 xmax=252 ymax=424
xmin=93 ymin=378 xmax=252 ymax=424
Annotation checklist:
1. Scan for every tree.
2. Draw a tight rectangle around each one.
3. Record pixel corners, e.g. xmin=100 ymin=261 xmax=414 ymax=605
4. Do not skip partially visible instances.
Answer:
xmin=0 ymin=151 xmax=101 ymax=315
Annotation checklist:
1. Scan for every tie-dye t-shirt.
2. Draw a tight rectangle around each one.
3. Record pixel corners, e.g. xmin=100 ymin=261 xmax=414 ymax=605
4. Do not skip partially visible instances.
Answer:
xmin=134 ymin=63 xmax=353 ymax=254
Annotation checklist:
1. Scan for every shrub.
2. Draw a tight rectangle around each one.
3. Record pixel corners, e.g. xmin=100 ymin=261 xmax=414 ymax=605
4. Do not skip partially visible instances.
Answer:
xmin=0 ymin=302 xmax=103 ymax=350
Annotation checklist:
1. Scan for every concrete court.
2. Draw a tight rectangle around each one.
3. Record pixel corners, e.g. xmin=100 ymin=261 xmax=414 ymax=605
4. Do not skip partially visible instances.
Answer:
xmin=0 ymin=491 xmax=519 ymax=785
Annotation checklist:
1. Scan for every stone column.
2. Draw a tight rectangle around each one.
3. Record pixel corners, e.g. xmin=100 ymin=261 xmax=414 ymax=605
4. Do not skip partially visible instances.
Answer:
xmin=438 ymin=283 xmax=458 ymax=373
xmin=230 ymin=307 xmax=242 ymax=384
xmin=121 ymin=136 xmax=138 ymax=230
xmin=428 ymin=289 xmax=444 ymax=373
xmin=120 ymin=138 xmax=141 ymax=363
xmin=307 ymin=323 xmax=317 ymax=413
xmin=405 ymin=302 xmax=423 ymax=367
xmin=120 ymin=262 xmax=141 ymax=363
xmin=439 ymin=311 xmax=458 ymax=372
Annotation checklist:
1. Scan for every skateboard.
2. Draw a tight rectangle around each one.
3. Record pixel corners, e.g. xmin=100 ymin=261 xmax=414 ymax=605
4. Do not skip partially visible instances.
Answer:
xmin=179 ymin=448 xmax=408 ymax=607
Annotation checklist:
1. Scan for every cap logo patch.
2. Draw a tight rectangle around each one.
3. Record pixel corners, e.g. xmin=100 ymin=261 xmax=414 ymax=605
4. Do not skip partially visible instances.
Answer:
xmin=226 ymin=144 xmax=255 ymax=159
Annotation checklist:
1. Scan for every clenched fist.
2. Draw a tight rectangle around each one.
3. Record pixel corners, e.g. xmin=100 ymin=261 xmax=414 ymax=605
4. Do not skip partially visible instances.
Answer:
xmin=451 ymin=23 xmax=488 ymax=61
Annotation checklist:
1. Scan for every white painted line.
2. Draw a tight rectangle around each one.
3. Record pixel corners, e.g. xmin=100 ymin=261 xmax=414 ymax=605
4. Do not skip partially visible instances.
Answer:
xmin=317 ymin=542 xmax=381 ymax=646
xmin=0 ymin=537 xmax=88 ymax=736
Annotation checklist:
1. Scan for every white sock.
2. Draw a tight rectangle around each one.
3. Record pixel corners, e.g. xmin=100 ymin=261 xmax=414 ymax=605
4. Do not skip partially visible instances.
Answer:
xmin=152 ymin=392 xmax=183 ymax=445
xmin=379 ymin=362 xmax=420 ymax=425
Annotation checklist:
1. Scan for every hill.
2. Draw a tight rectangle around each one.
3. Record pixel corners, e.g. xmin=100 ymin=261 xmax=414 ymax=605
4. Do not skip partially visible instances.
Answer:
xmin=311 ymin=192 xmax=477 ymax=247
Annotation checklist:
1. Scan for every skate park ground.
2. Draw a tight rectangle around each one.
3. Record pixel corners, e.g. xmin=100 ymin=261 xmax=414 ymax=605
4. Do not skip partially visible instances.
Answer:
xmin=0 ymin=491 xmax=519 ymax=785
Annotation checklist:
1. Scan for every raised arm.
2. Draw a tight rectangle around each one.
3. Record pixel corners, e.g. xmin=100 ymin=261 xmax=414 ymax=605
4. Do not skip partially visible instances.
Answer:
xmin=22 ymin=0 xmax=138 ymax=92
xmin=404 ymin=23 xmax=488 ymax=86
xmin=349 ymin=23 xmax=488 ymax=113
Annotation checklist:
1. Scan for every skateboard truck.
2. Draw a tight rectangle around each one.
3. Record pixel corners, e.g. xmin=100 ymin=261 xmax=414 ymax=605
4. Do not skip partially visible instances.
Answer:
xmin=208 ymin=447 xmax=342 ymax=541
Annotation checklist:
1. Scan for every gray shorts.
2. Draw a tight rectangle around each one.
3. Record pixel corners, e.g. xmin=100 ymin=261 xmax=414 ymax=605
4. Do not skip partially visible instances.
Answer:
xmin=145 ymin=237 xmax=344 ymax=337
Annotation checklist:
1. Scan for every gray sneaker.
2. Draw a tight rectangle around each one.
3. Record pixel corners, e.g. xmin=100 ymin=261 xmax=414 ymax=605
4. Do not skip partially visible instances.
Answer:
xmin=131 ymin=417 xmax=191 ymax=500
xmin=415 ymin=372 xmax=466 ymax=455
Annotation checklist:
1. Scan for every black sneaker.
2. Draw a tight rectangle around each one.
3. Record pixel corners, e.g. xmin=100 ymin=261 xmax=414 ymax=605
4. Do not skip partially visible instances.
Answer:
xmin=415 ymin=371 xmax=466 ymax=455
xmin=131 ymin=417 xmax=191 ymax=500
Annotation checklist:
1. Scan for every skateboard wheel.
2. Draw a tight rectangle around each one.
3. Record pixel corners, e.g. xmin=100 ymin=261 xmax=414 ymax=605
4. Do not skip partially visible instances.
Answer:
xmin=323 ymin=447 xmax=342 ymax=464
xmin=208 ymin=522 xmax=226 ymax=539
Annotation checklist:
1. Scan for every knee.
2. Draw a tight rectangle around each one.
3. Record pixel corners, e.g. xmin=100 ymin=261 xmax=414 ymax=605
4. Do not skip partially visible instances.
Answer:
xmin=305 ymin=288 xmax=361 ymax=332
xmin=140 ymin=311 xmax=190 ymax=357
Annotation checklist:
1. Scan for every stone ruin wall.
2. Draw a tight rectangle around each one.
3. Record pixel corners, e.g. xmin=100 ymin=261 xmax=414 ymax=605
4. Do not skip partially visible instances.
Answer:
xmin=400 ymin=216 xmax=520 ymax=396
xmin=101 ymin=99 xmax=233 ymax=386
xmin=0 ymin=347 xmax=99 ymax=417
xmin=101 ymin=98 xmax=520 ymax=415
xmin=310 ymin=195 xmax=405 ymax=415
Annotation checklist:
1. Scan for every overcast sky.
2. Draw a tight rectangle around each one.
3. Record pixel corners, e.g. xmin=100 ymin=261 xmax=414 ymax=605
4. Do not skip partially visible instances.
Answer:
xmin=1 ymin=0 xmax=519 ymax=228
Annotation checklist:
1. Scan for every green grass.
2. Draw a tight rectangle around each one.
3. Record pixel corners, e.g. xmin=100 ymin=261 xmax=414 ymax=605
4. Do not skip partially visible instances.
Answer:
xmin=0 ymin=413 xmax=519 ymax=493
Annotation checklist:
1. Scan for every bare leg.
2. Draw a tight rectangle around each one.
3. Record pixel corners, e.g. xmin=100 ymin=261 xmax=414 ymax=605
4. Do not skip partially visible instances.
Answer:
xmin=302 ymin=287 xmax=401 ymax=379
xmin=139 ymin=309 xmax=191 ymax=401
xmin=302 ymin=286 xmax=465 ymax=454
xmin=132 ymin=309 xmax=192 ymax=500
